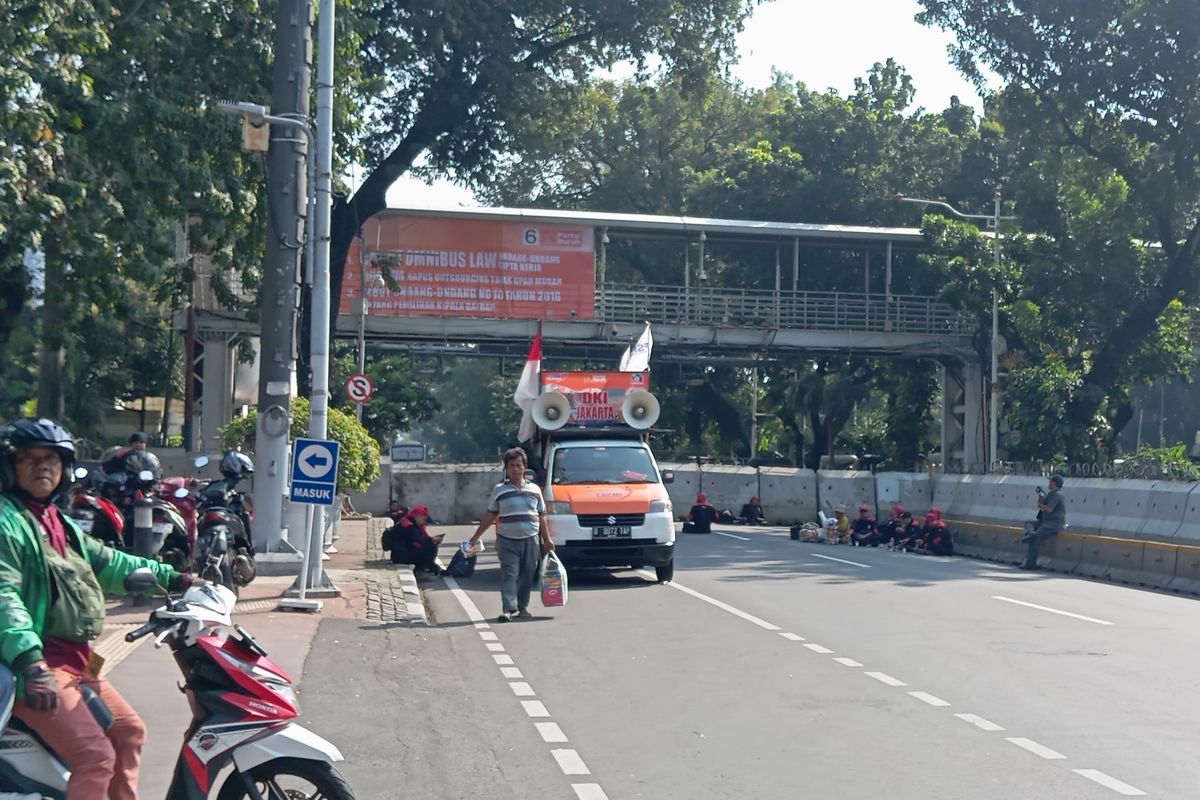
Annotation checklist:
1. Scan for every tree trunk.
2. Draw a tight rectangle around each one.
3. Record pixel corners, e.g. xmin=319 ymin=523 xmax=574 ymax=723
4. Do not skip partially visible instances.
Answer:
xmin=0 ymin=243 xmax=27 ymax=348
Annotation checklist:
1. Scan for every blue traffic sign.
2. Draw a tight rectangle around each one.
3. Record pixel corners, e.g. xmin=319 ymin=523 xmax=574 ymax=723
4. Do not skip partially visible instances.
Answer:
xmin=290 ymin=438 xmax=340 ymax=505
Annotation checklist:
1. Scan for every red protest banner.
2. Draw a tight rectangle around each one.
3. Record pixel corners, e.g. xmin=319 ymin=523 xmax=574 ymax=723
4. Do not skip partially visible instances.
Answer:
xmin=341 ymin=215 xmax=595 ymax=320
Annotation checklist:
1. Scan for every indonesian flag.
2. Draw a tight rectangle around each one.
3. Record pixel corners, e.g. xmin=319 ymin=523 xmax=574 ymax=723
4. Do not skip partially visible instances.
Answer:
xmin=514 ymin=323 xmax=542 ymax=442
xmin=619 ymin=322 xmax=653 ymax=372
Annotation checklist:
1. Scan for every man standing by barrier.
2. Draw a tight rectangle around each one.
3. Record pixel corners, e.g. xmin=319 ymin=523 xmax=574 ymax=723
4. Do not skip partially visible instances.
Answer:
xmin=1021 ymin=475 xmax=1066 ymax=569
xmin=468 ymin=448 xmax=556 ymax=622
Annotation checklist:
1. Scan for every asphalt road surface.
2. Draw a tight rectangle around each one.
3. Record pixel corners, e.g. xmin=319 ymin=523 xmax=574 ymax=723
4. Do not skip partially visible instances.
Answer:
xmin=295 ymin=524 xmax=1198 ymax=798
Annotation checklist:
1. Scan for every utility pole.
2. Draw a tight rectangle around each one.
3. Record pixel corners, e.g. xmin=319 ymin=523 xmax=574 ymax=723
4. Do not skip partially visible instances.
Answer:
xmin=253 ymin=0 xmax=312 ymax=554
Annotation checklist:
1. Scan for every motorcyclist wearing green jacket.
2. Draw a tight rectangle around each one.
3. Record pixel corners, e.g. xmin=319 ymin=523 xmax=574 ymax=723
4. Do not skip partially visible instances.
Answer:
xmin=0 ymin=417 xmax=200 ymax=800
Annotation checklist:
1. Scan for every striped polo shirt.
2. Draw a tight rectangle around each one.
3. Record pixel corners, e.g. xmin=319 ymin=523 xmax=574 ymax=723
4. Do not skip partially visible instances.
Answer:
xmin=487 ymin=480 xmax=545 ymax=539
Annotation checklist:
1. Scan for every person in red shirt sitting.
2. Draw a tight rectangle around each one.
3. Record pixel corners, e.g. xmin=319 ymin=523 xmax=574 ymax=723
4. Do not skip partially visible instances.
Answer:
xmin=388 ymin=504 xmax=445 ymax=575
xmin=914 ymin=507 xmax=953 ymax=555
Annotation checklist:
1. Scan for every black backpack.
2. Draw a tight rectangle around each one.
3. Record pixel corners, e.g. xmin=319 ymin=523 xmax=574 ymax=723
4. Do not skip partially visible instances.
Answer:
xmin=446 ymin=549 xmax=477 ymax=578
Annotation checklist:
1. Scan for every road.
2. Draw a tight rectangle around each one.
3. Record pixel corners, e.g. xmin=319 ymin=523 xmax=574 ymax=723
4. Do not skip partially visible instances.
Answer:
xmin=278 ymin=524 xmax=1198 ymax=798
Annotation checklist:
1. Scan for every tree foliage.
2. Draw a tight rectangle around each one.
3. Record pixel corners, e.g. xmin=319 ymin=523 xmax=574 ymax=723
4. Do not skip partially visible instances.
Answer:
xmin=221 ymin=397 xmax=381 ymax=493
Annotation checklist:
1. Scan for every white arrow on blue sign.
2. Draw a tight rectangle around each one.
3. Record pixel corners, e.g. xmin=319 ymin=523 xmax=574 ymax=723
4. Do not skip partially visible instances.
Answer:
xmin=290 ymin=437 xmax=341 ymax=506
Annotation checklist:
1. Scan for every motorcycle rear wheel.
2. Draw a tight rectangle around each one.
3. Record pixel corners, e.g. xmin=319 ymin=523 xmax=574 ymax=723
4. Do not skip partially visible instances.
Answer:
xmin=217 ymin=757 xmax=355 ymax=800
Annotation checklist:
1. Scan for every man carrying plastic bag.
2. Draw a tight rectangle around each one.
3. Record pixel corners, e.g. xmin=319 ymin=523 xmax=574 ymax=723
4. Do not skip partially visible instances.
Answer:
xmin=540 ymin=551 xmax=568 ymax=607
xmin=468 ymin=448 xmax=557 ymax=622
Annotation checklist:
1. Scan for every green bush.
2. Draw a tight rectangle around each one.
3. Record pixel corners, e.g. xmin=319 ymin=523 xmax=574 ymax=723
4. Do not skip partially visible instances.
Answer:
xmin=220 ymin=398 xmax=381 ymax=493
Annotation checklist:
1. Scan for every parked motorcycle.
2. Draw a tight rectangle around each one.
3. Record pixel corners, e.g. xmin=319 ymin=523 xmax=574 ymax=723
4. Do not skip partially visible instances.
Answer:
xmin=69 ymin=464 xmax=191 ymax=569
xmin=194 ymin=452 xmax=257 ymax=594
xmin=68 ymin=468 xmax=126 ymax=549
xmin=0 ymin=569 xmax=356 ymax=799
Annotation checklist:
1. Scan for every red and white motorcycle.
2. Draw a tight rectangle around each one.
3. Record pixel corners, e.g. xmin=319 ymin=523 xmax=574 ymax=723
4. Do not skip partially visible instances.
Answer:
xmin=0 ymin=570 xmax=354 ymax=799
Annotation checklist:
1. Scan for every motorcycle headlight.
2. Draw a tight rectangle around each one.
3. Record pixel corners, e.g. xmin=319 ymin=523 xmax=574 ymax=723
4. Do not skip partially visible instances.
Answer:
xmin=649 ymin=500 xmax=672 ymax=514
xmin=546 ymin=501 xmax=572 ymax=514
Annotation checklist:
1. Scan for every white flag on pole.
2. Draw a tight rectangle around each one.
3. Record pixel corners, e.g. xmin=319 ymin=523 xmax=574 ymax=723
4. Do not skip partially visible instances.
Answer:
xmin=619 ymin=322 xmax=653 ymax=372
xmin=514 ymin=324 xmax=542 ymax=442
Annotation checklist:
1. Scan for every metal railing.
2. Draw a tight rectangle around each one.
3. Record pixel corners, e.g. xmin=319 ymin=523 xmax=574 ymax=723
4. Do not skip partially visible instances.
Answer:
xmin=597 ymin=283 xmax=973 ymax=337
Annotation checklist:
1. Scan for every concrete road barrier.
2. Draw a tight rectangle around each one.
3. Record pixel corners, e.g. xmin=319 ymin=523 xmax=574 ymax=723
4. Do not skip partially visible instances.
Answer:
xmin=1172 ymin=486 xmax=1200 ymax=547
xmin=696 ymin=465 xmax=758 ymax=517
xmin=1061 ymin=479 xmax=1107 ymax=535
xmin=1168 ymin=545 xmax=1200 ymax=595
xmin=1139 ymin=542 xmax=1178 ymax=590
xmin=758 ymin=467 xmax=817 ymax=524
xmin=875 ymin=472 xmax=932 ymax=516
xmin=1041 ymin=532 xmax=1084 ymax=574
xmin=1099 ymin=481 xmax=1152 ymax=539
xmin=817 ymin=470 xmax=876 ymax=517
xmin=1137 ymin=481 xmax=1190 ymax=540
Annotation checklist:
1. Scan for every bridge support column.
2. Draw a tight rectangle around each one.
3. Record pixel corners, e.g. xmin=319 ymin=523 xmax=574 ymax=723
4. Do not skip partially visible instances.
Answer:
xmin=199 ymin=331 xmax=237 ymax=453
xmin=941 ymin=359 xmax=985 ymax=473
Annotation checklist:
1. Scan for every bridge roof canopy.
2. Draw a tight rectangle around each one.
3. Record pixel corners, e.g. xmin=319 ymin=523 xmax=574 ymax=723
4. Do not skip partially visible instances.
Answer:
xmin=376 ymin=205 xmax=926 ymax=247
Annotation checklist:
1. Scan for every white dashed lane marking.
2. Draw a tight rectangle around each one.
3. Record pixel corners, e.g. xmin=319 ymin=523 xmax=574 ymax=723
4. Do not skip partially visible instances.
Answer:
xmin=908 ymin=691 xmax=950 ymax=707
xmin=1007 ymin=737 xmax=1067 ymax=760
xmin=552 ymin=749 xmax=591 ymax=775
xmin=954 ymin=713 xmax=1004 ymax=732
xmin=1073 ymin=769 xmax=1146 ymax=796
xmin=803 ymin=643 xmax=833 ymax=654
xmin=714 ymin=531 xmax=750 ymax=541
xmin=811 ymin=553 xmax=870 ymax=568
xmin=521 ymin=700 xmax=550 ymax=718
xmin=486 ymin=642 xmax=506 ymax=652
xmin=659 ymin=578 xmax=780 ymax=631
xmin=572 ymin=784 xmax=610 ymax=800
xmin=493 ymin=654 xmax=514 ymax=665
xmin=992 ymin=595 xmax=1114 ymax=626
xmin=778 ymin=632 xmax=804 ymax=641
xmin=501 ymin=667 xmax=524 ymax=679
xmin=509 ymin=681 xmax=535 ymax=697
xmin=535 ymin=722 xmax=568 ymax=743
xmin=865 ymin=671 xmax=906 ymax=687
xmin=833 ymin=657 xmax=862 ymax=667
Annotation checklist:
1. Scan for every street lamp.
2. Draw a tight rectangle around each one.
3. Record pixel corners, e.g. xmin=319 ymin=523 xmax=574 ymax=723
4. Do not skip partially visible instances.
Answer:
xmin=895 ymin=190 xmax=1016 ymax=471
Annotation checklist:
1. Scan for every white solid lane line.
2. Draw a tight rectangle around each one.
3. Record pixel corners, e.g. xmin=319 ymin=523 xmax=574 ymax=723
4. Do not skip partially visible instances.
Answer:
xmin=536 ymin=722 xmax=569 ymax=743
xmin=445 ymin=577 xmax=487 ymax=621
xmin=714 ymin=531 xmax=751 ymax=541
xmin=908 ymin=691 xmax=951 ymax=707
xmin=1007 ymin=737 xmax=1067 ymax=759
xmin=803 ymin=644 xmax=834 ymax=654
xmin=573 ymin=784 xmax=610 ymax=800
xmin=833 ymin=657 xmax=863 ymax=667
xmin=552 ymin=749 xmax=591 ymax=775
xmin=811 ymin=553 xmax=870 ymax=568
xmin=1073 ymin=769 xmax=1146 ymax=796
xmin=954 ymin=713 xmax=1004 ymax=732
xmin=865 ymin=671 xmax=907 ymax=687
xmin=992 ymin=595 xmax=1114 ymax=626
xmin=658 ymin=578 xmax=781 ymax=631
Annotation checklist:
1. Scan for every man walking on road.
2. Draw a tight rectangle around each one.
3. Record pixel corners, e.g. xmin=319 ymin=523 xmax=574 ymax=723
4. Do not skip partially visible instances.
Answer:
xmin=1020 ymin=474 xmax=1066 ymax=569
xmin=469 ymin=448 xmax=556 ymax=622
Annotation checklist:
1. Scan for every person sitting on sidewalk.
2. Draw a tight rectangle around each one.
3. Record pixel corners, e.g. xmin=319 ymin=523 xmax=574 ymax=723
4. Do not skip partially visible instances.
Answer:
xmin=388 ymin=504 xmax=444 ymax=575
xmin=683 ymin=493 xmax=717 ymax=533
xmin=890 ymin=511 xmax=918 ymax=551
xmin=912 ymin=508 xmax=950 ymax=554
xmin=876 ymin=504 xmax=904 ymax=546
xmin=850 ymin=504 xmax=879 ymax=547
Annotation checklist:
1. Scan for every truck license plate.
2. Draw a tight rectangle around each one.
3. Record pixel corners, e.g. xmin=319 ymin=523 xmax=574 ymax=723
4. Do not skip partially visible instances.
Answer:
xmin=593 ymin=525 xmax=632 ymax=538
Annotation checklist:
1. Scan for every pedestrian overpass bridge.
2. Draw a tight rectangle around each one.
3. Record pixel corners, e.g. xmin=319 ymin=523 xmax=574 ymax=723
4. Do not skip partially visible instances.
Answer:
xmin=184 ymin=205 xmax=990 ymax=471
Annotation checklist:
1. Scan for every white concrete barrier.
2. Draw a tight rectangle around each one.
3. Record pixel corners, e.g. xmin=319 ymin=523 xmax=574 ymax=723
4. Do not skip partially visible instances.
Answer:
xmin=875 ymin=472 xmax=932 ymax=517
xmin=391 ymin=465 xmax=460 ymax=525
xmin=816 ymin=471 xmax=876 ymax=517
xmin=662 ymin=463 xmax=702 ymax=515
xmin=1061 ymin=478 xmax=1108 ymax=535
xmin=931 ymin=475 xmax=966 ymax=519
xmin=699 ymin=466 xmax=759 ymax=517
xmin=1174 ymin=486 xmax=1200 ymax=546
xmin=1137 ymin=480 xmax=1190 ymax=541
xmin=967 ymin=475 xmax=1041 ymax=527
xmin=758 ymin=467 xmax=817 ymax=523
xmin=455 ymin=466 xmax=503 ymax=524
xmin=1099 ymin=480 xmax=1153 ymax=539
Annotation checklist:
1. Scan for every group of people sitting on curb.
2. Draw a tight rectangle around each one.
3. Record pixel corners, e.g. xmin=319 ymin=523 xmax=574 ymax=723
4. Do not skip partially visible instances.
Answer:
xmin=795 ymin=503 xmax=954 ymax=555
xmin=682 ymin=494 xmax=765 ymax=533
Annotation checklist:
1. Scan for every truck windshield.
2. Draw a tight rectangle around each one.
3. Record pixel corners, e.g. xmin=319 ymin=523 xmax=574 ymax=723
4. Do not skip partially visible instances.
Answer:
xmin=551 ymin=446 xmax=659 ymax=485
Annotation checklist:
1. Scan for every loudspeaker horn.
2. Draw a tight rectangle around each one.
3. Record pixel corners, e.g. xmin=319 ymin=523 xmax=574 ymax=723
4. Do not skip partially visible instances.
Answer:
xmin=621 ymin=389 xmax=660 ymax=429
xmin=532 ymin=391 xmax=571 ymax=431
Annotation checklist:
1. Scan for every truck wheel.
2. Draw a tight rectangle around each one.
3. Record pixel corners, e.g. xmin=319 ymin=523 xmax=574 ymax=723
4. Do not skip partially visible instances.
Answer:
xmin=655 ymin=560 xmax=674 ymax=583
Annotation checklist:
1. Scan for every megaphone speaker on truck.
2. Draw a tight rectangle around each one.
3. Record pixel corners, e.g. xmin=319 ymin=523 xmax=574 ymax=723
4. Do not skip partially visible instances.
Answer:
xmin=621 ymin=389 xmax=660 ymax=429
xmin=533 ymin=391 xmax=571 ymax=431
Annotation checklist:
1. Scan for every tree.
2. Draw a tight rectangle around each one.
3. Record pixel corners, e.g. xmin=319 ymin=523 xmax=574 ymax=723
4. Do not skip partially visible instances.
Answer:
xmin=917 ymin=0 xmax=1200 ymax=456
xmin=328 ymin=345 xmax=440 ymax=448
xmin=221 ymin=397 xmax=380 ymax=493
xmin=412 ymin=359 xmax=522 ymax=463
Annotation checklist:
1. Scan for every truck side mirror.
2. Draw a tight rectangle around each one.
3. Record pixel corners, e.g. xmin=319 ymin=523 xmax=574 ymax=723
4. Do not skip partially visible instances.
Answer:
xmin=662 ymin=470 xmax=674 ymax=484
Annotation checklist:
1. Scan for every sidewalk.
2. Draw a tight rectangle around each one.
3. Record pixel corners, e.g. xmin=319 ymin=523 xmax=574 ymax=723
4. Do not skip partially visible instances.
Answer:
xmin=102 ymin=515 xmax=430 ymax=796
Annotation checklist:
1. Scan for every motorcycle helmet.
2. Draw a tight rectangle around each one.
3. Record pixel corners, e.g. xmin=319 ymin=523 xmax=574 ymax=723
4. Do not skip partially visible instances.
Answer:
xmin=124 ymin=450 xmax=163 ymax=485
xmin=220 ymin=451 xmax=255 ymax=479
xmin=0 ymin=417 xmax=78 ymax=498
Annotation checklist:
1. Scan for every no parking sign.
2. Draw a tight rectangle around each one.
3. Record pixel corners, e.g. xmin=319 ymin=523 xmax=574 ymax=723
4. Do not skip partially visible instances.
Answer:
xmin=345 ymin=372 xmax=374 ymax=405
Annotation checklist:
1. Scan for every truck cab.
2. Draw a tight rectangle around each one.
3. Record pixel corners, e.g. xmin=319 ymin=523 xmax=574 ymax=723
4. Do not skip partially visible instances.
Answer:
xmin=541 ymin=434 xmax=675 ymax=582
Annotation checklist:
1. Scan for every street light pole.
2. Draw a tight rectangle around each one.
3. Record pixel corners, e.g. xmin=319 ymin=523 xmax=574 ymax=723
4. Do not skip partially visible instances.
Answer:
xmin=895 ymin=191 xmax=1015 ymax=471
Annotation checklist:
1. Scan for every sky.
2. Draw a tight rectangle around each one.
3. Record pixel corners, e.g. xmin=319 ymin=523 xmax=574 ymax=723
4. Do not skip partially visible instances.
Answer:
xmin=385 ymin=0 xmax=986 ymax=209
